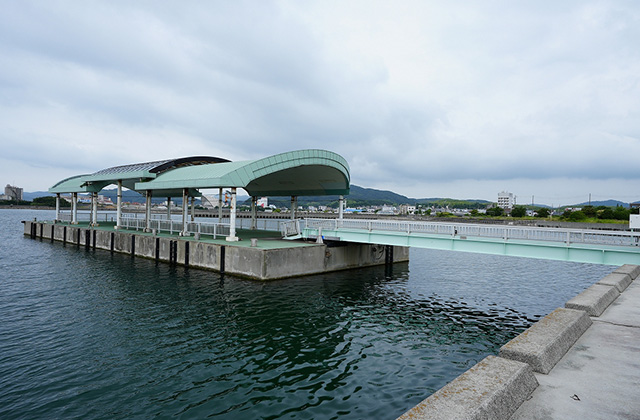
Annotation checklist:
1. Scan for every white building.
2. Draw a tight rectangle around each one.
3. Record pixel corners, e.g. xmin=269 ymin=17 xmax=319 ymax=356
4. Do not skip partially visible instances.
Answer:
xmin=399 ymin=204 xmax=416 ymax=215
xmin=4 ymin=184 xmax=23 ymax=201
xmin=497 ymin=191 xmax=514 ymax=210
xmin=380 ymin=205 xmax=396 ymax=215
xmin=257 ymin=197 xmax=268 ymax=208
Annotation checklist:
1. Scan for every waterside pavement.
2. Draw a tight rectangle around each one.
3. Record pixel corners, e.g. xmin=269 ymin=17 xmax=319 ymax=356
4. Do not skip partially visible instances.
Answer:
xmin=510 ymin=274 xmax=640 ymax=419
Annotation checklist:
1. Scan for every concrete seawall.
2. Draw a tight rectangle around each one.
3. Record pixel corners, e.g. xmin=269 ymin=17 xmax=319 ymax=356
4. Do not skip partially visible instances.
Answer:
xmin=397 ymin=264 xmax=640 ymax=420
xmin=22 ymin=221 xmax=409 ymax=280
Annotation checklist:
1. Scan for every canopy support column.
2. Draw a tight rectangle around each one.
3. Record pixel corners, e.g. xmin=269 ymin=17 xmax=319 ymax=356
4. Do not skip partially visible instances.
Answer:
xmin=91 ymin=192 xmax=99 ymax=226
xmin=55 ymin=193 xmax=60 ymax=222
xmin=181 ymin=189 xmax=189 ymax=236
xmin=291 ymin=196 xmax=297 ymax=220
xmin=218 ymin=188 xmax=223 ymax=222
xmin=72 ymin=193 xmax=78 ymax=224
xmin=339 ymin=195 xmax=344 ymax=220
xmin=116 ymin=180 xmax=122 ymax=229
xmin=190 ymin=196 xmax=195 ymax=222
xmin=226 ymin=188 xmax=239 ymax=242
xmin=145 ymin=190 xmax=152 ymax=232
xmin=251 ymin=197 xmax=257 ymax=230
xmin=166 ymin=197 xmax=171 ymax=220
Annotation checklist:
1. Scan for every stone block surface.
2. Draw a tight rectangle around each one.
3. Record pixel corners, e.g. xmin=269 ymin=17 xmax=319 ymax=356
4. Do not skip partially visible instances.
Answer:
xmin=499 ymin=308 xmax=592 ymax=374
xmin=613 ymin=264 xmax=640 ymax=280
xmin=565 ymin=283 xmax=619 ymax=317
xmin=397 ymin=356 xmax=537 ymax=420
xmin=597 ymin=272 xmax=632 ymax=292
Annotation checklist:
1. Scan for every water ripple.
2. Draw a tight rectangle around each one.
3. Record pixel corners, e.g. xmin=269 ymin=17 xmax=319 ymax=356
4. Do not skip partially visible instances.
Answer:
xmin=0 ymin=210 xmax=613 ymax=419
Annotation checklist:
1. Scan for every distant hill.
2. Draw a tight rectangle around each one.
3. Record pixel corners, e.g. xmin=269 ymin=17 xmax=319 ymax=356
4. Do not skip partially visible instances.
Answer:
xmin=21 ymin=188 xmax=637 ymax=209
xmin=243 ymin=185 xmax=492 ymax=208
xmin=23 ymin=191 xmax=53 ymax=201
xmin=563 ymin=200 xmax=630 ymax=209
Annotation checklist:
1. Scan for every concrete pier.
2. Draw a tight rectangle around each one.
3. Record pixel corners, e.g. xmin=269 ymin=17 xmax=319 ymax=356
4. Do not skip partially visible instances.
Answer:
xmin=397 ymin=264 xmax=640 ymax=420
xmin=22 ymin=221 xmax=409 ymax=280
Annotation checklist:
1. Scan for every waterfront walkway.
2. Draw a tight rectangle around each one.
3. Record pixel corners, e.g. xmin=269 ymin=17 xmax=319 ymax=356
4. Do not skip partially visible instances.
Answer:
xmin=510 ymin=278 xmax=640 ymax=419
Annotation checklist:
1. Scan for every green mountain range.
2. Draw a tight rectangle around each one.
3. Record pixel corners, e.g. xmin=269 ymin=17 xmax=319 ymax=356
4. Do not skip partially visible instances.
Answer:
xmin=20 ymin=187 xmax=632 ymax=209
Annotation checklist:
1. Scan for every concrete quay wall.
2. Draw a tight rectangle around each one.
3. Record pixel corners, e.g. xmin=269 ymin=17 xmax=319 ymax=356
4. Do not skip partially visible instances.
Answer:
xmin=397 ymin=264 xmax=640 ymax=420
xmin=22 ymin=221 xmax=409 ymax=280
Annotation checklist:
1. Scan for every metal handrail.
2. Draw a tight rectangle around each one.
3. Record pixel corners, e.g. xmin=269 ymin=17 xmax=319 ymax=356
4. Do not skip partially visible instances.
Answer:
xmin=119 ymin=218 xmax=232 ymax=239
xmin=58 ymin=211 xmax=113 ymax=222
xmin=304 ymin=218 xmax=640 ymax=247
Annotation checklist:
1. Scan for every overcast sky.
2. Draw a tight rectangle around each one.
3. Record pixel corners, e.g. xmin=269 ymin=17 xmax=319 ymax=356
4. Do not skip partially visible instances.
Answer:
xmin=1 ymin=1 xmax=639 ymax=205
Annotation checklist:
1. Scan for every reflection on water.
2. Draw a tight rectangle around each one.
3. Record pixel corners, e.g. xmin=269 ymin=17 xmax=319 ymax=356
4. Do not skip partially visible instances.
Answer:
xmin=0 ymin=209 xmax=613 ymax=419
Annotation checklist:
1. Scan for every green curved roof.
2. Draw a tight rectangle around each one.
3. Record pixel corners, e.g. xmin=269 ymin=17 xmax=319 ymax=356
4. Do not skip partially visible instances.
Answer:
xmin=49 ymin=156 xmax=228 ymax=194
xmin=49 ymin=174 xmax=95 ymax=193
xmin=135 ymin=149 xmax=350 ymax=196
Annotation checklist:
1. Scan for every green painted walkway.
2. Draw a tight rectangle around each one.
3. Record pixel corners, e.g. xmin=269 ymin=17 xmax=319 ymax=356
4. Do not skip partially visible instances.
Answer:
xmin=50 ymin=221 xmax=319 ymax=250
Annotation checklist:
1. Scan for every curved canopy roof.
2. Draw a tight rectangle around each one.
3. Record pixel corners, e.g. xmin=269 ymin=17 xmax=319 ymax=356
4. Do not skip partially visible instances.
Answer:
xmin=49 ymin=156 xmax=228 ymax=194
xmin=49 ymin=174 xmax=92 ymax=193
xmin=49 ymin=150 xmax=350 ymax=198
xmin=135 ymin=149 xmax=350 ymax=197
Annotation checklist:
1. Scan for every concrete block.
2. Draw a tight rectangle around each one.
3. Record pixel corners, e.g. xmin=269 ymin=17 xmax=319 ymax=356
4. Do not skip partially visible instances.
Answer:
xmin=565 ymin=283 xmax=620 ymax=317
xmin=499 ymin=308 xmax=592 ymax=374
xmin=613 ymin=264 xmax=640 ymax=280
xmin=597 ymin=272 xmax=632 ymax=292
xmin=396 ymin=356 xmax=537 ymax=420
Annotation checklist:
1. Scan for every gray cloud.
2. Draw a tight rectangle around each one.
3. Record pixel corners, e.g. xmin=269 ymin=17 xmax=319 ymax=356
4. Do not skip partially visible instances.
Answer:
xmin=1 ymin=0 xmax=639 ymax=203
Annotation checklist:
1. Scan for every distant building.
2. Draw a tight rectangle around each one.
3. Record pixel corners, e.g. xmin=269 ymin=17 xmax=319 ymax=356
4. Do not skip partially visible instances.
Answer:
xmin=257 ymin=197 xmax=268 ymax=208
xmin=98 ymin=195 xmax=114 ymax=205
xmin=399 ymin=204 xmax=416 ymax=215
xmin=497 ymin=191 xmax=514 ymax=210
xmin=4 ymin=184 xmax=23 ymax=201
xmin=380 ymin=205 xmax=396 ymax=215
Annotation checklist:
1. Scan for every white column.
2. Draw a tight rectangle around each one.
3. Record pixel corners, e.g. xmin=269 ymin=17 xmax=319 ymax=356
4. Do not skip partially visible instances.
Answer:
xmin=91 ymin=192 xmax=98 ymax=226
xmin=145 ymin=190 xmax=152 ymax=232
xmin=181 ymin=189 xmax=188 ymax=236
xmin=55 ymin=193 xmax=60 ymax=221
xmin=72 ymin=192 xmax=78 ymax=224
xmin=251 ymin=196 xmax=257 ymax=230
xmin=166 ymin=197 xmax=171 ymax=220
xmin=190 ymin=196 xmax=195 ymax=222
xmin=339 ymin=195 xmax=344 ymax=220
xmin=218 ymin=187 xmax=223 ymax=222
xmin=226 ymin=187 xmax=239 ymax=241
xmin=291 ymin=196 xmax=297 ymax=220
xmin=116 ymin=180 xmax=122 ymax=229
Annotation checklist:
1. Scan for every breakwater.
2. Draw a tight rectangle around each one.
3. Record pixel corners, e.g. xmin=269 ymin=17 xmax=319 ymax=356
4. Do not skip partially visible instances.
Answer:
xmin=398 ymin=264 xmax=640 ymax=419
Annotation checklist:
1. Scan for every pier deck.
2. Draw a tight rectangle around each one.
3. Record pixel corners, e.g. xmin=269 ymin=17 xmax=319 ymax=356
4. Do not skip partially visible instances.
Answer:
xmin=54 ymin=221 xmax=311 ymax=249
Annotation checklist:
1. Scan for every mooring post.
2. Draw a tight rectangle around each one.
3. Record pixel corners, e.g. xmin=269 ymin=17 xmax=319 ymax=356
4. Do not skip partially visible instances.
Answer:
xmin=220 ymin=245 xmax=226 ymax=274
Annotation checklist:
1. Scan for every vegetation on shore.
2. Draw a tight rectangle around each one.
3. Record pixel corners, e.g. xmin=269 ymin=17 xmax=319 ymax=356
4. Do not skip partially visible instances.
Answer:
xmin=0 ymin=196 xmax=71 ymax=207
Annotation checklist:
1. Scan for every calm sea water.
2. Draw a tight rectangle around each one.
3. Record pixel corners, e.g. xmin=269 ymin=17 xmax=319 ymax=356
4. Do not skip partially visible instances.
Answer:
xmin=0 ymin=209 xmax=613 ymax=419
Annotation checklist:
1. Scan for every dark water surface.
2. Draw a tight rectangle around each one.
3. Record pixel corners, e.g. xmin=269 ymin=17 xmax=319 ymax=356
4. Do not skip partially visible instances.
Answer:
xmin=0 ymin=209 xmax=613 ymax=419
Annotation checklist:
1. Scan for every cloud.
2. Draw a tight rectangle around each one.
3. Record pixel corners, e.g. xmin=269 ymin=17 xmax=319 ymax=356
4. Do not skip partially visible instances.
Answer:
xmin=1 ymin=0 xmax=639 ymax=203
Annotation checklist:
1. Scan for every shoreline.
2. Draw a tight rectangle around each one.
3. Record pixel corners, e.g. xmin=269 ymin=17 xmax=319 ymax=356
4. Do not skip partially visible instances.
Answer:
xmin=397 ymin=264 xmax=640 ymax=419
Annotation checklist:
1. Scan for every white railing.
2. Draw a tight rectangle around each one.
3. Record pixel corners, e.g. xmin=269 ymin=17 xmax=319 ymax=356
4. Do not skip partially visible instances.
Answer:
xmin=120 ymin=218 xmax=231 ymax=239
xmin=58 ymin=211 xmax=114 ymax=222
xmin=121 ymin=213 xmax=171 ymax=220
xmin=304 ymin=218 xmax=640 ymax=247
xmin=280 ymin=220 xmax=301 ymax=237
